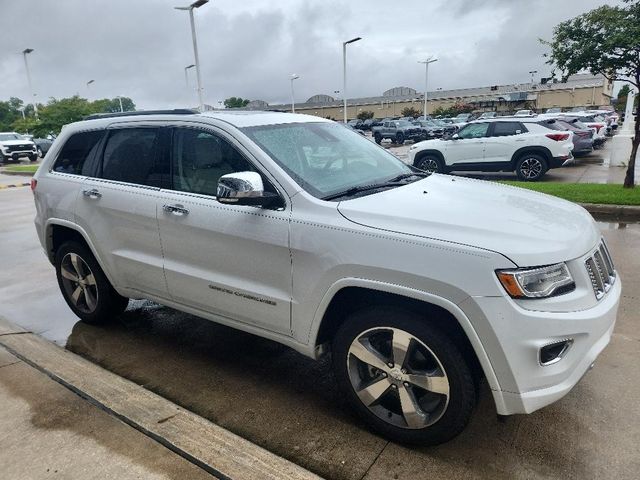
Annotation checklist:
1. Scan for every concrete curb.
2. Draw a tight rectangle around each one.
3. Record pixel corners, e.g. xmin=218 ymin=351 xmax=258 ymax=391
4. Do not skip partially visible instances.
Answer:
xmin=0 ymin=182 xmax=31 ymax=190
xmin=0 ymin=169 xmax=36 ymax=177
xmin=0 ymin=318 xmax=322 ymax=480
xmin=581 ymin=203 xmax=640 ymax=221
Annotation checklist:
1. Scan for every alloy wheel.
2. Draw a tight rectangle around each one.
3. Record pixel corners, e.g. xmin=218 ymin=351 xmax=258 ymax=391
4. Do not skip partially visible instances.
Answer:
xmin=418 ymin=157 xmax=439 ymax=173
xmin=346 ymin=327 xmax=450 ymax=429
xmin=60 ymin=253 xmax=99 ymax=314
xmin=519 ymin=157 xmax=543 ymax=179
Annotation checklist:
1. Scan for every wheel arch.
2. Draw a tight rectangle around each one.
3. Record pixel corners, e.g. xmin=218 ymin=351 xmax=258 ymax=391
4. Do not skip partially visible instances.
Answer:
xmin=510 ymin=146 xmax=552 ymax=169
xmin=45 ymin=219 xmax=118 ymax=288
xmin=311 ymin=279 xmax=501 ymax=395
xmin=412 ymin=149 xmax=445 ymax=167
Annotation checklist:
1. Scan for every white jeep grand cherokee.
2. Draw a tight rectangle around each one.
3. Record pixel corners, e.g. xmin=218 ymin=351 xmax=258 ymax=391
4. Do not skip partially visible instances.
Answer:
xmin=32 ymin=110 xmax=620 ymax=445
xmin=408 ymin=117 xmax=575 ymax=181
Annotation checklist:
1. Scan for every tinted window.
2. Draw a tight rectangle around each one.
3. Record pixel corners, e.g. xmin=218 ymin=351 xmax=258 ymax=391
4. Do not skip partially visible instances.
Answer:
xmin=53 ymin=130 xmax=104 ymax=175
xmin=492 ymin=122 xmax=525 ymax=136
xmin=100 ymin=128 xmax=161 ymax=186
xmin=457 ymin=123 xmax=489 ymax=139
xmin=171 ymin=128 xmax=256 ymax=196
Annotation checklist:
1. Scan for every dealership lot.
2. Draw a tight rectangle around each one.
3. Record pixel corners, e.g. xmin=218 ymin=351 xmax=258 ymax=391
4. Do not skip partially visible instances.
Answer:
xmin=0 ymin=177 xmax=638 ymax=479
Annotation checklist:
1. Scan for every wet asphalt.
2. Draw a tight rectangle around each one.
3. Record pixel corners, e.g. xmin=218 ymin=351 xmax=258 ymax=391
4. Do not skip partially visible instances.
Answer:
xmin=1 ymin=182 xmax=639 ymax=479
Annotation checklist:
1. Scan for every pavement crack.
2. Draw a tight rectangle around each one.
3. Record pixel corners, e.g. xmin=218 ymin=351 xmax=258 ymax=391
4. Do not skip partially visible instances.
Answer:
xmin=358 ymin=441 xmax=389 ymax=480
xmin=0 ymin=361 xmax=21 ymax=370
xmin=157 ymin=413 xmax=179 ymax=424
xmin=0 ymin=331 xmax=33 ymax=337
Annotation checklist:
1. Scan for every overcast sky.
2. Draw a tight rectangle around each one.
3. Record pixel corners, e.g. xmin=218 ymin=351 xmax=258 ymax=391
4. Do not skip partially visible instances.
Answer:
xmin=0 ymin=0 xmax=622 ymax=110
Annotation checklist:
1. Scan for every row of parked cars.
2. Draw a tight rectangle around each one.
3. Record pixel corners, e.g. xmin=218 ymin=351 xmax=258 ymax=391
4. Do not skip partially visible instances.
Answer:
xmin=0 ymin=132 xmax=54 ymax=164
xmin=405 ymin=111 xmax=618 ymax=181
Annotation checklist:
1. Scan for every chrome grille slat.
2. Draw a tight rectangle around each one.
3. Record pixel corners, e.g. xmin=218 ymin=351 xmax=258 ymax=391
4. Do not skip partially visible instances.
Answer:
xmin=585 ymin=241 xmax=616 ymax=300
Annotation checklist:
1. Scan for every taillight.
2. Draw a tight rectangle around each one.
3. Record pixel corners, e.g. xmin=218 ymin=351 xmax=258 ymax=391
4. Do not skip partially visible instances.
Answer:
xmin=30 ymin=178 xmax=37 ymax=192
xmin=546 ymin=133 xmax=570 ymax=141
xmin=593 ymin=125 xmax=603 ymax=133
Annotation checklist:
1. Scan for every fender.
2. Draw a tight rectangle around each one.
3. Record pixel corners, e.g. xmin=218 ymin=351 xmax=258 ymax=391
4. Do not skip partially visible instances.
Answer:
xmin=309 ymin=277 xmax=502 ymax=398
xmin=44 ymin=218 xmax=120 ymax=290
xmin=510 ymin=145 xmax=553 ymax=168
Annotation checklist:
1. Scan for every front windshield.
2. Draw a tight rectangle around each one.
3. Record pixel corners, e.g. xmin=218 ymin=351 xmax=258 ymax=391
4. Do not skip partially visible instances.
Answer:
xmin=0 ymin=133 xmax=21 ymax=141
xmin=242 ymin=122 xmax=413 ymax=199
xmin=395 ymin=120 xmax=413 ymax=127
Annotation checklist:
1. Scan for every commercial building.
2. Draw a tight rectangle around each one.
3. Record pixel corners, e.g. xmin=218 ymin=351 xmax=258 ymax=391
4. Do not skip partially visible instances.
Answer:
xmin=242 ymin=73 xmax=613 ymax=119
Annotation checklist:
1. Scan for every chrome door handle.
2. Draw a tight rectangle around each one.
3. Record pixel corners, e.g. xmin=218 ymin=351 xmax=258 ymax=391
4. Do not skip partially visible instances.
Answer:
xmin=82 ymin=188 xmax=102 ymax=199
xmin=163 ymin=204 xmax=189 ymax=216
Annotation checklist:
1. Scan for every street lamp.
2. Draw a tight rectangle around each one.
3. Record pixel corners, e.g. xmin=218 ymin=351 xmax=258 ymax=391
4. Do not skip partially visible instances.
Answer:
xmin=116 ymin=95 xmax=124 ymax=112
xmin=175 ymin=0 xmax=209 ymax=112
xmin=418 ymin=57 xmax=438 ymax=120
xmin=87 ymin=79 xmax=95 ymax=88
xmin=184 ymin=64 xmax=195 ymax=88
xmin=342 ymin=36 xmax=361 ymax=123
xmin=529 ymin=70 xmax=538 ymax=84
xmin=22 ymin=48 xmax=38 ymax=120
xmin=290 ymin=74 xmax=299 ymax=113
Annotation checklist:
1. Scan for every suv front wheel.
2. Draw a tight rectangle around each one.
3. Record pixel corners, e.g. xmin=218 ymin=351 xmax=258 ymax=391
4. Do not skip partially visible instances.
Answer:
xmin=332 ymin=306 xmax=476 ymax=445
xmin=515 ymin=154 xmax=547 ymax=181
xmin=55 ymin=241 xmax=129 ymax=324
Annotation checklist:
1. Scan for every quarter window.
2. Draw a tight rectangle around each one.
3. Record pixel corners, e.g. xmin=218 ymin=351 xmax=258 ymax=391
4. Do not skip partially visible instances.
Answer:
xmin=171 ymin=128 xmax=256 ymax=196
xmin=457 ymin=123 xmax=489 ymax=139
xmin=492 ymin=122 xmax=525 ymax=137
xmin=100 ymin=128 xmax=162 ymax=186
xmin=52 ymin=130 xmax=104 ymax=175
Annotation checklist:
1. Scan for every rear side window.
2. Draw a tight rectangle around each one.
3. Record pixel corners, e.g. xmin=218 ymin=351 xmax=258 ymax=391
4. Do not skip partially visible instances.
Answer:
xmin=52 ymin=130 xmax=104 ymax=175
xmin=492 ymin=122 xmax=525 ymax=136
xmin=100 ymin=128 xmax=162 ymax=186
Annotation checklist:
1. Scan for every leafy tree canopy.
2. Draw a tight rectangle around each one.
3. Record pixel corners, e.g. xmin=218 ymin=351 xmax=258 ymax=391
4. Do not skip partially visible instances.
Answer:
xmin=357 ymin=110 xmax=375 ymax=120
xmin=224 ymin=97 xmax=250 ymax=108
xmin=400 ymin=107 xmax=421 ymax=118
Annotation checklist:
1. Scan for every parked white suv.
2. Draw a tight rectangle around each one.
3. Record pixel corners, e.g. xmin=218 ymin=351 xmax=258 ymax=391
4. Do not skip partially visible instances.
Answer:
xmin=408 ymin=118 xmax=574 ymax=181
xmin=32 ymin=110 xmax=620 ymax=445
xmin=0 ymin=132 xmax=38 ymax=163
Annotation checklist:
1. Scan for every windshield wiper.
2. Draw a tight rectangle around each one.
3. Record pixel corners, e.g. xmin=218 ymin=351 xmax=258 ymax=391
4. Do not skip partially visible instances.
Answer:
xmin=322 ymin=173 xmax=426 ymax=201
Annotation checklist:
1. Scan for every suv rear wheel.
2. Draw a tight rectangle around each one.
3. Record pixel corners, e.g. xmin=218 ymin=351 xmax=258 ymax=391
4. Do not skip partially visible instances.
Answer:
xmin=395 ymin=132 xmax=405 ymax=144
xmin=374 ymin=133 xmax=382 ymax=144
xmin=332 ymin=306 xmax=476 ymax=445
xmin=55 ymin=241 xmax=129 ymax=324
xmin=515 ymin=154 xmax=547 ymax=181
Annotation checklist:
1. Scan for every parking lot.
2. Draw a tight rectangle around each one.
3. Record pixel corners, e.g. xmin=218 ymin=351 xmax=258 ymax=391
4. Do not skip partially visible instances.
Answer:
xmin=0 ymin=158 xmax=639 ymax=479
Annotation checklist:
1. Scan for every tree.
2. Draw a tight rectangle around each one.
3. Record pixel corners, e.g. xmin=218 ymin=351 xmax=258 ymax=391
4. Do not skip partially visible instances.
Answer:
xmin=400 ymin=107 xmax=420 ymax=118
xmin=224 ymin=97 xmax=250 ymax=109
xmin=542 ymin=0 xmax=640 ymax=188
xmin=432 ymin=103 xmax=474 ymax=118
xmin=357 ymin=110 xmax=374 ymax=120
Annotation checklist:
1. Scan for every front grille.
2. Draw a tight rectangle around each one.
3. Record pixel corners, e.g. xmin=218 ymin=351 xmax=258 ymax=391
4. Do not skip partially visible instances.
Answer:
xmin=585 ymin=241 xmax=616 ymax=300
xmin=6 ymin=144 xmax=33 ymax=153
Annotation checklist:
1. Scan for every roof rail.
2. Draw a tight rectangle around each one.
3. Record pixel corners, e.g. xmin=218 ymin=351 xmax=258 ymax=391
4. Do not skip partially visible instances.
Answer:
xmin=83 ymin=109 xmax=198 ymax=121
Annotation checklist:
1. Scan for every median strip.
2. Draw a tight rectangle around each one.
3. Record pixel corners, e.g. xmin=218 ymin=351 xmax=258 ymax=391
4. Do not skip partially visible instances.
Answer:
xmin=0 ymin=318 xmax=322 ymax=480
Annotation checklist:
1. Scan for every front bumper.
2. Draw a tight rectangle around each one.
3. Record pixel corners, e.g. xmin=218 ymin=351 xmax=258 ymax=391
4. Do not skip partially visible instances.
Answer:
xmin=463 ymin=276 xmax=620 ymax=415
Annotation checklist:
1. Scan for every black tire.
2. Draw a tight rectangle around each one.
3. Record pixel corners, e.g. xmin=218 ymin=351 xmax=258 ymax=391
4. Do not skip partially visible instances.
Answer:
xmin=332 ymin=306 xmax=476 ymax=445
xmin=55 ymin=241 xmax=129 ymax=324
xmin=396 ymin=132 xmax=405 ymax=145
xmin=415 ymin=154 xmax=444 ymax=174
xmin=29 ymin=154 xmax=38 ymax=162
xmin=515 ymin=153 xmax=547 ymax=181
xmin=374 ymin=133 xmax=382 ymax=144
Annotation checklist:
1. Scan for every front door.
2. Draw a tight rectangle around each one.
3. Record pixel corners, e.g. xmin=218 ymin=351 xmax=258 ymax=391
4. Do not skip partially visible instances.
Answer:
xmin=444 ymin=122 xmax=489 ymax=166
xmin=157 ymin=126 xmax=292 ymax=334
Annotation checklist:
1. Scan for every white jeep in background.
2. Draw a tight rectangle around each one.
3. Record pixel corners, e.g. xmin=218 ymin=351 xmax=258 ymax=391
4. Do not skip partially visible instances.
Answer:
xmin=0 ymin=132 xmax=38 ymax=163
xmin=32 ymin=110 xmax=619 ymax=445
xmin=408 ymin=118 xmax=574 ymax=181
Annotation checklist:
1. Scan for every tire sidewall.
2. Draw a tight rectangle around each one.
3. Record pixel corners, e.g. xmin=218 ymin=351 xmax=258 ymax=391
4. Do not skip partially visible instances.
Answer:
xmin=416 ymin=154 xmax=443 ymax=173
xmin=374 ymin=133 xmax=382 ymax=144
xmin=516 ymin=154 xmax=547 ymax=181
xmin=332 ymin=306 xmax=476 ymax=445
xmin=54 ymin=241 xmax=125 ymax=324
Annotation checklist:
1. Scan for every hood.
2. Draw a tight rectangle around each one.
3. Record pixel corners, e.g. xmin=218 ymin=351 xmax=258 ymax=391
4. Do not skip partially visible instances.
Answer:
xmin=0 ymin=139 xmax=35 ymax=146
xmin=337 ymin=175 xmax=599 ymax=267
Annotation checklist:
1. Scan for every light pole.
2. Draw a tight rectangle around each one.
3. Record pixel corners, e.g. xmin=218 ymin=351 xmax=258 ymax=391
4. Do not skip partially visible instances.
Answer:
xmin=175 ymin=0 xmax=209 ymax=112
xmin=290 ymin=74 xmax=299 ymax=113
xmin=184 ymin=64 xmax=195 ymax=88
xmin=342 ymin=37 xmax=361 ymax=123
xmin=529 ymin=70 xmax=538 ymax=84
xmin=418 ymin=57 xmax=438 ymax=120
xmin=116 ymin=95 xmax=124 ymax=112
xmin=22 ymin=48 xmax=38 ymax=120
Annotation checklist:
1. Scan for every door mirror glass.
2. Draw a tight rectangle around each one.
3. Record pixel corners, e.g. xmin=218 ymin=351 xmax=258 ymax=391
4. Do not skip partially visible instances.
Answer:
xmin=217 ymin=171 xmax=279 ymax=207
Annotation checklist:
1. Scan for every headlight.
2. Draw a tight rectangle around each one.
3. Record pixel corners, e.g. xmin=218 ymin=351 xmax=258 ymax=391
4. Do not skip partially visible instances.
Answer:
xmin=496 ymin=263 xmax=575 ymax=299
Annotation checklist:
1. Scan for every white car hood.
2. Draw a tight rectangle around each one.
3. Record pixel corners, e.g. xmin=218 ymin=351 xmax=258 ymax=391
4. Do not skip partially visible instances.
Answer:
xmin=337 ymin=174 xmax=600 ymax=266
xmin=0 ymin=139 xmax=34 ymax=146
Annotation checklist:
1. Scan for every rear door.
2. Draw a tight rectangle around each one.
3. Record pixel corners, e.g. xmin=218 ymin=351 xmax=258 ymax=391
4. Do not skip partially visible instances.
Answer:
xmin=483 ymin=121 xmax=526 ymax=164
xmin=74 ymin=125 xmax=170 ymax=299
xmin=156 ymin=125 xmax=292 ymax=335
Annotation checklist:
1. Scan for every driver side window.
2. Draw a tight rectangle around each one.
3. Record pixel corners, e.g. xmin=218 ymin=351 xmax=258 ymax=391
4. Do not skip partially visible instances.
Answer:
xmin=171 ymin=128 xmax=256 ymax=196
xmin=457 ymin=123 xmax=489 ymax=139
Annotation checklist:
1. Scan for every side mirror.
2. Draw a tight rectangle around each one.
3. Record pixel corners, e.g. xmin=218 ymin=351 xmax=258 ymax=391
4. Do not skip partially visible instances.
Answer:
xmin=217 ymin=171 xmax=280 ymax=208
xmin=451 ymin=133 xmax=460 ymax=140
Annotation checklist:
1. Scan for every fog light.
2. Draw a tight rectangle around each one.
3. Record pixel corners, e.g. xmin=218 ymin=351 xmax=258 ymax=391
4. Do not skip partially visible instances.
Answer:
xmin=539 ymin=339 xmax=573 ymax=366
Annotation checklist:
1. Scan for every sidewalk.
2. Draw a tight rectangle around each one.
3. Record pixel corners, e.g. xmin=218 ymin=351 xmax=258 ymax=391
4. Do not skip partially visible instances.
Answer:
xmin=0 ymin=346 xmax=214 ymax=480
